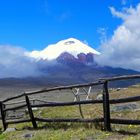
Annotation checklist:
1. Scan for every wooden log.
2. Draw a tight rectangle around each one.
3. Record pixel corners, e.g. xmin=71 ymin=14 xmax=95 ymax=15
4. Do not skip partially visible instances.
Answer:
xmin=25 ymin=95 xmax=37 ymax=129
xmin=0 ymin=102 xmax=7 ymax=130
xmin=35 ymin=117 xmax=104 ymax=123
xmin=110 ymin=119 xmax=140 ymax=125
xmin=31 ymin=100 xmax=103 ymax=108
xmin=110 ymin=95 xmax=140 ymax=104
xmin=102 ymin=81 xmax=111 ymax=131
xmin=3 ymin=94 xmax=25 ymax=103
xmin=4 ymin=97 xmax=140 ymax=113
xmin=31 ymin=95 xmax=140 ymax=108
xmin=4 ymin=95 xmax=140 ymax=110
xmin=100 ymin=74 xmax=140 ymax=82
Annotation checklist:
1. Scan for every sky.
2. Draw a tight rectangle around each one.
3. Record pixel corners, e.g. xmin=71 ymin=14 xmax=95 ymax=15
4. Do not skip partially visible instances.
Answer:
xmin=0 ymin=0 xmax=138 ymax=50
xmin=1 ymin=0 xmax=140 ymax=77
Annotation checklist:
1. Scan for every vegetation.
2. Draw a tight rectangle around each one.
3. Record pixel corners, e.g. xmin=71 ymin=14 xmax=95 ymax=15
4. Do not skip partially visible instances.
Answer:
xmin=1 ymin=84 xmax=140 ymax=139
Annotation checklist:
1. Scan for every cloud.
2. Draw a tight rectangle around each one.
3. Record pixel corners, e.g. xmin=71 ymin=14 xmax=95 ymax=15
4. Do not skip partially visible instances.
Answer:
xmin=97 ymin=27 xmax=108 ymax=43
xmin=96 ymin=3 xmax=140 ymax=71
xmin=0 ymin=45 xmax=41 ymax=78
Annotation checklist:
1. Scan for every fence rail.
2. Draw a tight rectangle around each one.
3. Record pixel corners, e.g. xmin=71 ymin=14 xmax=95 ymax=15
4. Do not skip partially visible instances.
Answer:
xmin=1 ymin=74 xmax=140 ymax=131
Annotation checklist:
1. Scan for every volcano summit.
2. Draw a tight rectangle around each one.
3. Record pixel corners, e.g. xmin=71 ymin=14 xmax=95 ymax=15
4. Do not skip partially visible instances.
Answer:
xmin=29 ymin=38 xmax=100 ymax=62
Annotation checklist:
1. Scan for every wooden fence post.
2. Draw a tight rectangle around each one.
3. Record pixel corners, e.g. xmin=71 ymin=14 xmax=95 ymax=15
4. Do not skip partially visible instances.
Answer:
xmin=0 ymin=102 xmax=7 ymax=130
xmin=25 ymin=95 xmax=37 ymax=129
xmin=103 ymin=81 xmax=111 ymax=131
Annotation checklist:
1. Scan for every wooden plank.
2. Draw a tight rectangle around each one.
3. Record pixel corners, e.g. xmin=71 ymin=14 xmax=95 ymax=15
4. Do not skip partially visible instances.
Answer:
xmin=102 ymin=81 xmax=111 ymax=131
xmin=0 ymin=102 xmax=7 ymax=130
xmin=25 ymin=95 xmax=37 ymax=129
xmin=35 ymin=117 xmax=104 ymax=123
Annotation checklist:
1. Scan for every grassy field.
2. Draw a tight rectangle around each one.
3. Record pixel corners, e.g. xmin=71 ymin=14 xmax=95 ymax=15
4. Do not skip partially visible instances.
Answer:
xmin=1 ymin=84 xmax=140 ymax=139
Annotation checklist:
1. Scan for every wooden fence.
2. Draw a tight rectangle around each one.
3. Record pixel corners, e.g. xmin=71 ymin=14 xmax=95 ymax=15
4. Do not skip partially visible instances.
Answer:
xmin=1 ymin=75 xmax=140 ymax=131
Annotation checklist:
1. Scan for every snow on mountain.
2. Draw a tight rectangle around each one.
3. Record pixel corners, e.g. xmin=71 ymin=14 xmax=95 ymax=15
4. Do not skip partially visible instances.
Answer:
xmin=28 ymin=38 xmax=100 ymax=60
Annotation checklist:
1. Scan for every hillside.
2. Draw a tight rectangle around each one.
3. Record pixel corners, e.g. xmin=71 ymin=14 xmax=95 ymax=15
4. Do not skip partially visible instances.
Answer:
xmin=1 ymin=84 xmax=140 ymax=140
xmin=0 ymin=65 xmax=139 ymax=89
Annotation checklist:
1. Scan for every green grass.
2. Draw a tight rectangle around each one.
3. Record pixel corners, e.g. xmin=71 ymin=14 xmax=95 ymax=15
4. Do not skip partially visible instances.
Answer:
xmin=1 ymin=85 xmax=140 ymax=139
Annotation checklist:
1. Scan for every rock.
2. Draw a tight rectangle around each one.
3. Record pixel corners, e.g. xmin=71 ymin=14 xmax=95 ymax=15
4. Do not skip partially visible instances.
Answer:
xmin=77 ymin=53 xmax=87 ymax=63
xmin=131 ymin=85 xmax=140 ymax=88
xmin=3 ymin=128 xmax=16 ymax=133
xmin=116 ymin=88 xmax=121 ymax=91
xmin=32 ymin=107 xmax=38 ymax=111
xmin=111 ymin=102 xmax=140 ymax=112
xmin=96 ymin=94 xmax=103 ymax=100
xmin=23 ymin=133 xmax=33 ymax=139
xmin=25 ymin=107 xmax=38 ymax=113
xmin=86 ymin=53 xmax=94 ymax=64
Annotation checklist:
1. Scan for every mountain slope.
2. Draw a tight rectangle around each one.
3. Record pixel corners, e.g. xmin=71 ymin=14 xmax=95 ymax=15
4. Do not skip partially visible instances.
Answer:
xmin=0 ymin=63 xmax=139 ymax=88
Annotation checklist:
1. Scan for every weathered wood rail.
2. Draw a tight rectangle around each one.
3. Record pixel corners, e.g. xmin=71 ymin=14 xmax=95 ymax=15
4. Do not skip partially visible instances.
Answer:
xmin=1 ymin=75 xmax=140 ymax=131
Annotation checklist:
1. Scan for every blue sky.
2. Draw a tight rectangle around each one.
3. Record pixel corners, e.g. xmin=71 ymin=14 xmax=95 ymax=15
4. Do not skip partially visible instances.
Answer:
xmin=0 ymin=0 xmax=139 ymax=50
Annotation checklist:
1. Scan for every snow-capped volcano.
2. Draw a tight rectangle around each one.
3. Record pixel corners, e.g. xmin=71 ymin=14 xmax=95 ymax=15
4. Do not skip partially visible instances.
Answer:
xmin=29 ymin=38 xmax=100 ymax=60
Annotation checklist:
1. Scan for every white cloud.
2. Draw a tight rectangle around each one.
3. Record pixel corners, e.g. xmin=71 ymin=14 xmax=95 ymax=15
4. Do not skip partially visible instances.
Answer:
xmin=0 ymin=45 xmax=41 ymax=78
xmin=97 ymin=27 xmax=108 ymax=43
xmin=96 ymin=3 xmax=140 ymax=71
